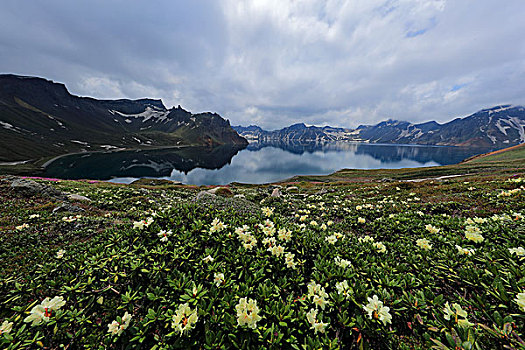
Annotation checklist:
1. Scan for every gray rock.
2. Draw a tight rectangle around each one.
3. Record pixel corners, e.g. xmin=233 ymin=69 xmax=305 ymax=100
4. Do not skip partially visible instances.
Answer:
xmin=286 ymin=186 xmax=299 ymax=192
xmin=53 ymin=201 xmax=84 ymax=213
xmin=271 ymin=188 xmax=282 ymax=197
xmin=67 ymin=194 xmax=91 ymax=202
xmin=10 ymin=178 xmax=62 ymax=197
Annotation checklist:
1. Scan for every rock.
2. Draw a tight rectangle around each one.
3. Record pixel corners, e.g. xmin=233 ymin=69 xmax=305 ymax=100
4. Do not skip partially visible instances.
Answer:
xmin=196 ymin=191 xmax=214 ymax=201
xmin=67 ymin=194 xmax=91 ymax=202
xmin=53 ymin=201 xmax=84 ymax=213
xmin=271 ymin=188 xmax=282 ymax=197
xmin=286 ymin=186 xmax=299 ymax=192
xmin=381 ymin=178 xmax=394 ymax=182
xmin=10 ymin=178 xmax=62 ymax=197
xmin=207 ymin=187 xmax=233 ymax=197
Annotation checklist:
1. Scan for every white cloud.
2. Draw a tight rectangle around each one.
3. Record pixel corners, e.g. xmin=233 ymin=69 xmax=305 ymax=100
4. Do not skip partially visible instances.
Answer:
xmin=0 ymin=0 xmax=524 ymax=128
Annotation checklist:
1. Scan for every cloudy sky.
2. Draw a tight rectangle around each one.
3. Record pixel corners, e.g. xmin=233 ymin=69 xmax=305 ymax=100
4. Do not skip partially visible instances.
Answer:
xmin=1 ymin=0 xmax=524 ymax=129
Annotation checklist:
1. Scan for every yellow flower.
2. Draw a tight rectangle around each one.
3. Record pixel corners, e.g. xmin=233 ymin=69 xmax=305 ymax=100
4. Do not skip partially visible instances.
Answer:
xmin=516 ymin=292 xmax=525 ymax=312
xmin=363 ymin=295 xmax=392 ymax=325
xmin=373 ymin=242 xmax=387 ymax=253
xmin=261 ymin=207 xmax=274 ymax=217
xmin=108 ymin=312 xmax=133 ymax=336
xmin=443 ymin=302 xmax=473 ymax=328
xmin=358 ymin=217 xmax=366 ymax=224
xmin=172 ymin=304 xmax=198 ymax=335
xmin=425 ymin=224 xmax=440 ymax=234
xmin=509 ymin=247 xmax=525 ymax=257
xmin=214 ymin=273 xmax=225 ymax=287
xmin=306 ymin=308 xmax=328 ymax=333
xmin=416 ymin=238 xmax=432 ymax=251
xmin=0 ymin=320 xmax=13 ymax=335
xmin=236 ymin=298 xmax=262 ymax=329
xmin=24 ymin=296 xmax=66 ymax=326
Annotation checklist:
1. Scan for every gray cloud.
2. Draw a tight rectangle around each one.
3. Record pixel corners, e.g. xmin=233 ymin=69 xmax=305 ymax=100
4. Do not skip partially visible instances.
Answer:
xmin=1 ymin=0 xmax=524 ymax=129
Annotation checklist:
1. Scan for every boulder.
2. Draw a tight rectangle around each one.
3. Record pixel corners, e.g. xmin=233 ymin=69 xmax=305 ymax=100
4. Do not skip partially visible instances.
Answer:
xmin=67 ymin=194 xmax=91 ymax=202
xmin=10 ymin=178 xmax=62 ymax=197
xmin=271 ymin=188 xmax=282 ymax=197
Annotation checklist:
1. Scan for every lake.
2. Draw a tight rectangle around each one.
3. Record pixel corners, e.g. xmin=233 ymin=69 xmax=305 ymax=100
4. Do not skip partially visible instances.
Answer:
xmin=42 ymin=142 xmax=492 ymax=185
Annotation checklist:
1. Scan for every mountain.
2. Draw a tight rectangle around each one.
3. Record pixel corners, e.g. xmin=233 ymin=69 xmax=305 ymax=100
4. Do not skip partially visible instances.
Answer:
xmin=0 ymin=74 xmax=247 ymax=162
xmin=233 ymin=123 xmax=352 ymax=142
xmin=234 ymin=105 xmax=525 ymax=148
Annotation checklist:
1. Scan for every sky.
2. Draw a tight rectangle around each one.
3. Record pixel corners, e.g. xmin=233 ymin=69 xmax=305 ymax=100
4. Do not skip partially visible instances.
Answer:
xmin=1 ymin=0 xmax=524 ymax=129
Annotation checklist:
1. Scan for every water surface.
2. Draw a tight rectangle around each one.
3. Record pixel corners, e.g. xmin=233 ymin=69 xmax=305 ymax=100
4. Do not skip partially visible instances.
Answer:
xmin=43 ymin=142 xmax=492 ymax=185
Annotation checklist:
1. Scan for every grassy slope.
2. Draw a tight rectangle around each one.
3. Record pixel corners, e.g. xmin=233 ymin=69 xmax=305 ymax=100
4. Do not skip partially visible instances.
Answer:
xmin=0 ymin=145 xmax=524 ymax=349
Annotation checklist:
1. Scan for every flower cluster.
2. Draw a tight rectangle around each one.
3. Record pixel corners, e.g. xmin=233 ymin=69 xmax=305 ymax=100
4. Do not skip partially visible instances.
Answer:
xmin=306 ymin=308 xmax=328 ymax=333
xmin=363 ymin=295 xmax=392 ymax=325
xmin=108 ymin=312 xmax=133 ymax=336
xmin=235 ymin=225 xmax=257 ymax=250
xmin=133 ymin=217 xmax=154 ymax=229
xmin=465 ymin=225 xmax=484 ymax=243
xmin=307 ymin=281 xmax=329 ymax=310
xmin=416 ymin=238 xmax=432 ymax=251
xmin=24 ymin=296 xmax=66 ymax=326
xmin=235 ymin=298 xmax=262 ymax=329
xmin=172 ymin=304 xmax=198 ymax=335
xmin=443 ymin=302 xmax=474 ymax=328
xmin=210 ymin=218 xmax=227 ymax=233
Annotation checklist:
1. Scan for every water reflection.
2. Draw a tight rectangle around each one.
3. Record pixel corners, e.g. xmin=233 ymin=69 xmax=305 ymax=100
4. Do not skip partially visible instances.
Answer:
xmin=43 ymin=141 xmax=492 ymax=185
xmin=43 ymin=145 xmax=245 ymax=180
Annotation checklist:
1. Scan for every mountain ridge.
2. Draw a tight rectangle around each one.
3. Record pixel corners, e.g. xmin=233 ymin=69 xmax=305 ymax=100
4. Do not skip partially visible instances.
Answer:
xmin=233 ymin=104 xmax=525 ymax=148
xmin=0 ymin=74 xmax=247 ymax=162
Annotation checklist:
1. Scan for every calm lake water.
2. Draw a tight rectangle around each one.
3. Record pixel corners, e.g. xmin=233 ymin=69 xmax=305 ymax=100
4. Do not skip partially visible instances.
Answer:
xmin=43 ymin=142 xmax=492 ymax=185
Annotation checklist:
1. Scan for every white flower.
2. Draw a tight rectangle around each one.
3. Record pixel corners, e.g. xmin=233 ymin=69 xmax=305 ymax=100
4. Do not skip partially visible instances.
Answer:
xmin=373 ymin=242 xmax=387 ymax=253
xmin=455 ymin=245 xmax=475 ymax=255
xmin=515 ymin=292 xmax=525 ymax=312
xmin=334 ymin=257 xmax=351 ymax=269
xmin=56 ymin=249 xmax=66 ymax=259
xmin=157 ymin=229 xmax=172 ymax=242
xmin=24 ymin=296 xmax=66 ymax=326
xmin=277 ymin=228 xmax=292 ymax=241
xmin=443 ymin=302 xmax=474 ymax=328
xmin=268 ymin=245 xmax=285 ymax=257
xmin=416 ymin=238 xmax=432 ymax=251
xmin=425 ymin=224 xmax=440 ymax=234
xmin=358 ymin=235 xmax=375 ymax=243
xmin=15 ymin=223 xmax=29 ymax=230
xmin=261 ymin=207 xmax=274 ymax=217
xmin=325 ymin=234 xmax=337 ymax=244
xmin=285 ymin=252 xmax=296 ymax=269
xmin=306 ymin=308 xmax=328 ymax=333
xmin=509 ymin=247 xmax=525 ymax=257
xmin=210 ymin=218 xmax=227 ymax=233
xmin=363 ymin=295 xmax=392 ymax=325
xmin=465 ymin=225 xmax=484 ymax=243
xmin=0 ymin=320 xmax=13 ymax=335
xmin=214 ymin=273 xmax=225 ymax=287
xmin=133 ymin=217 xmax=153 ymax=229
xmin=172 ymin=304 xmax=198 ymax=335
xmin=236 ymin=298 xmax=262 ymax=329
xmin=202 ymin=255 xmax=214 ymax=263
xmin=335 ymin=280 xmax=351 ymax=298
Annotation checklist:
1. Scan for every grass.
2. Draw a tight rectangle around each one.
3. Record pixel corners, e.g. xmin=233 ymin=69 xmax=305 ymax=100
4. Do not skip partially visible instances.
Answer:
xmin=0 ymin=145 xmax=524 ymax=349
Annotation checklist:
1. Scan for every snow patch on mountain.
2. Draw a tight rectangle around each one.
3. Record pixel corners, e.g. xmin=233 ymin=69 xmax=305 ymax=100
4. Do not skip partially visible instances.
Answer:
xmin=111 ymin=106 xmax=170 ymax=123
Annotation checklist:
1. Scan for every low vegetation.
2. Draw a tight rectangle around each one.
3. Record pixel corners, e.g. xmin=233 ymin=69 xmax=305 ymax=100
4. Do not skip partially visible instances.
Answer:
xmin=0 ymin=146 xmax=524 ymax=349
